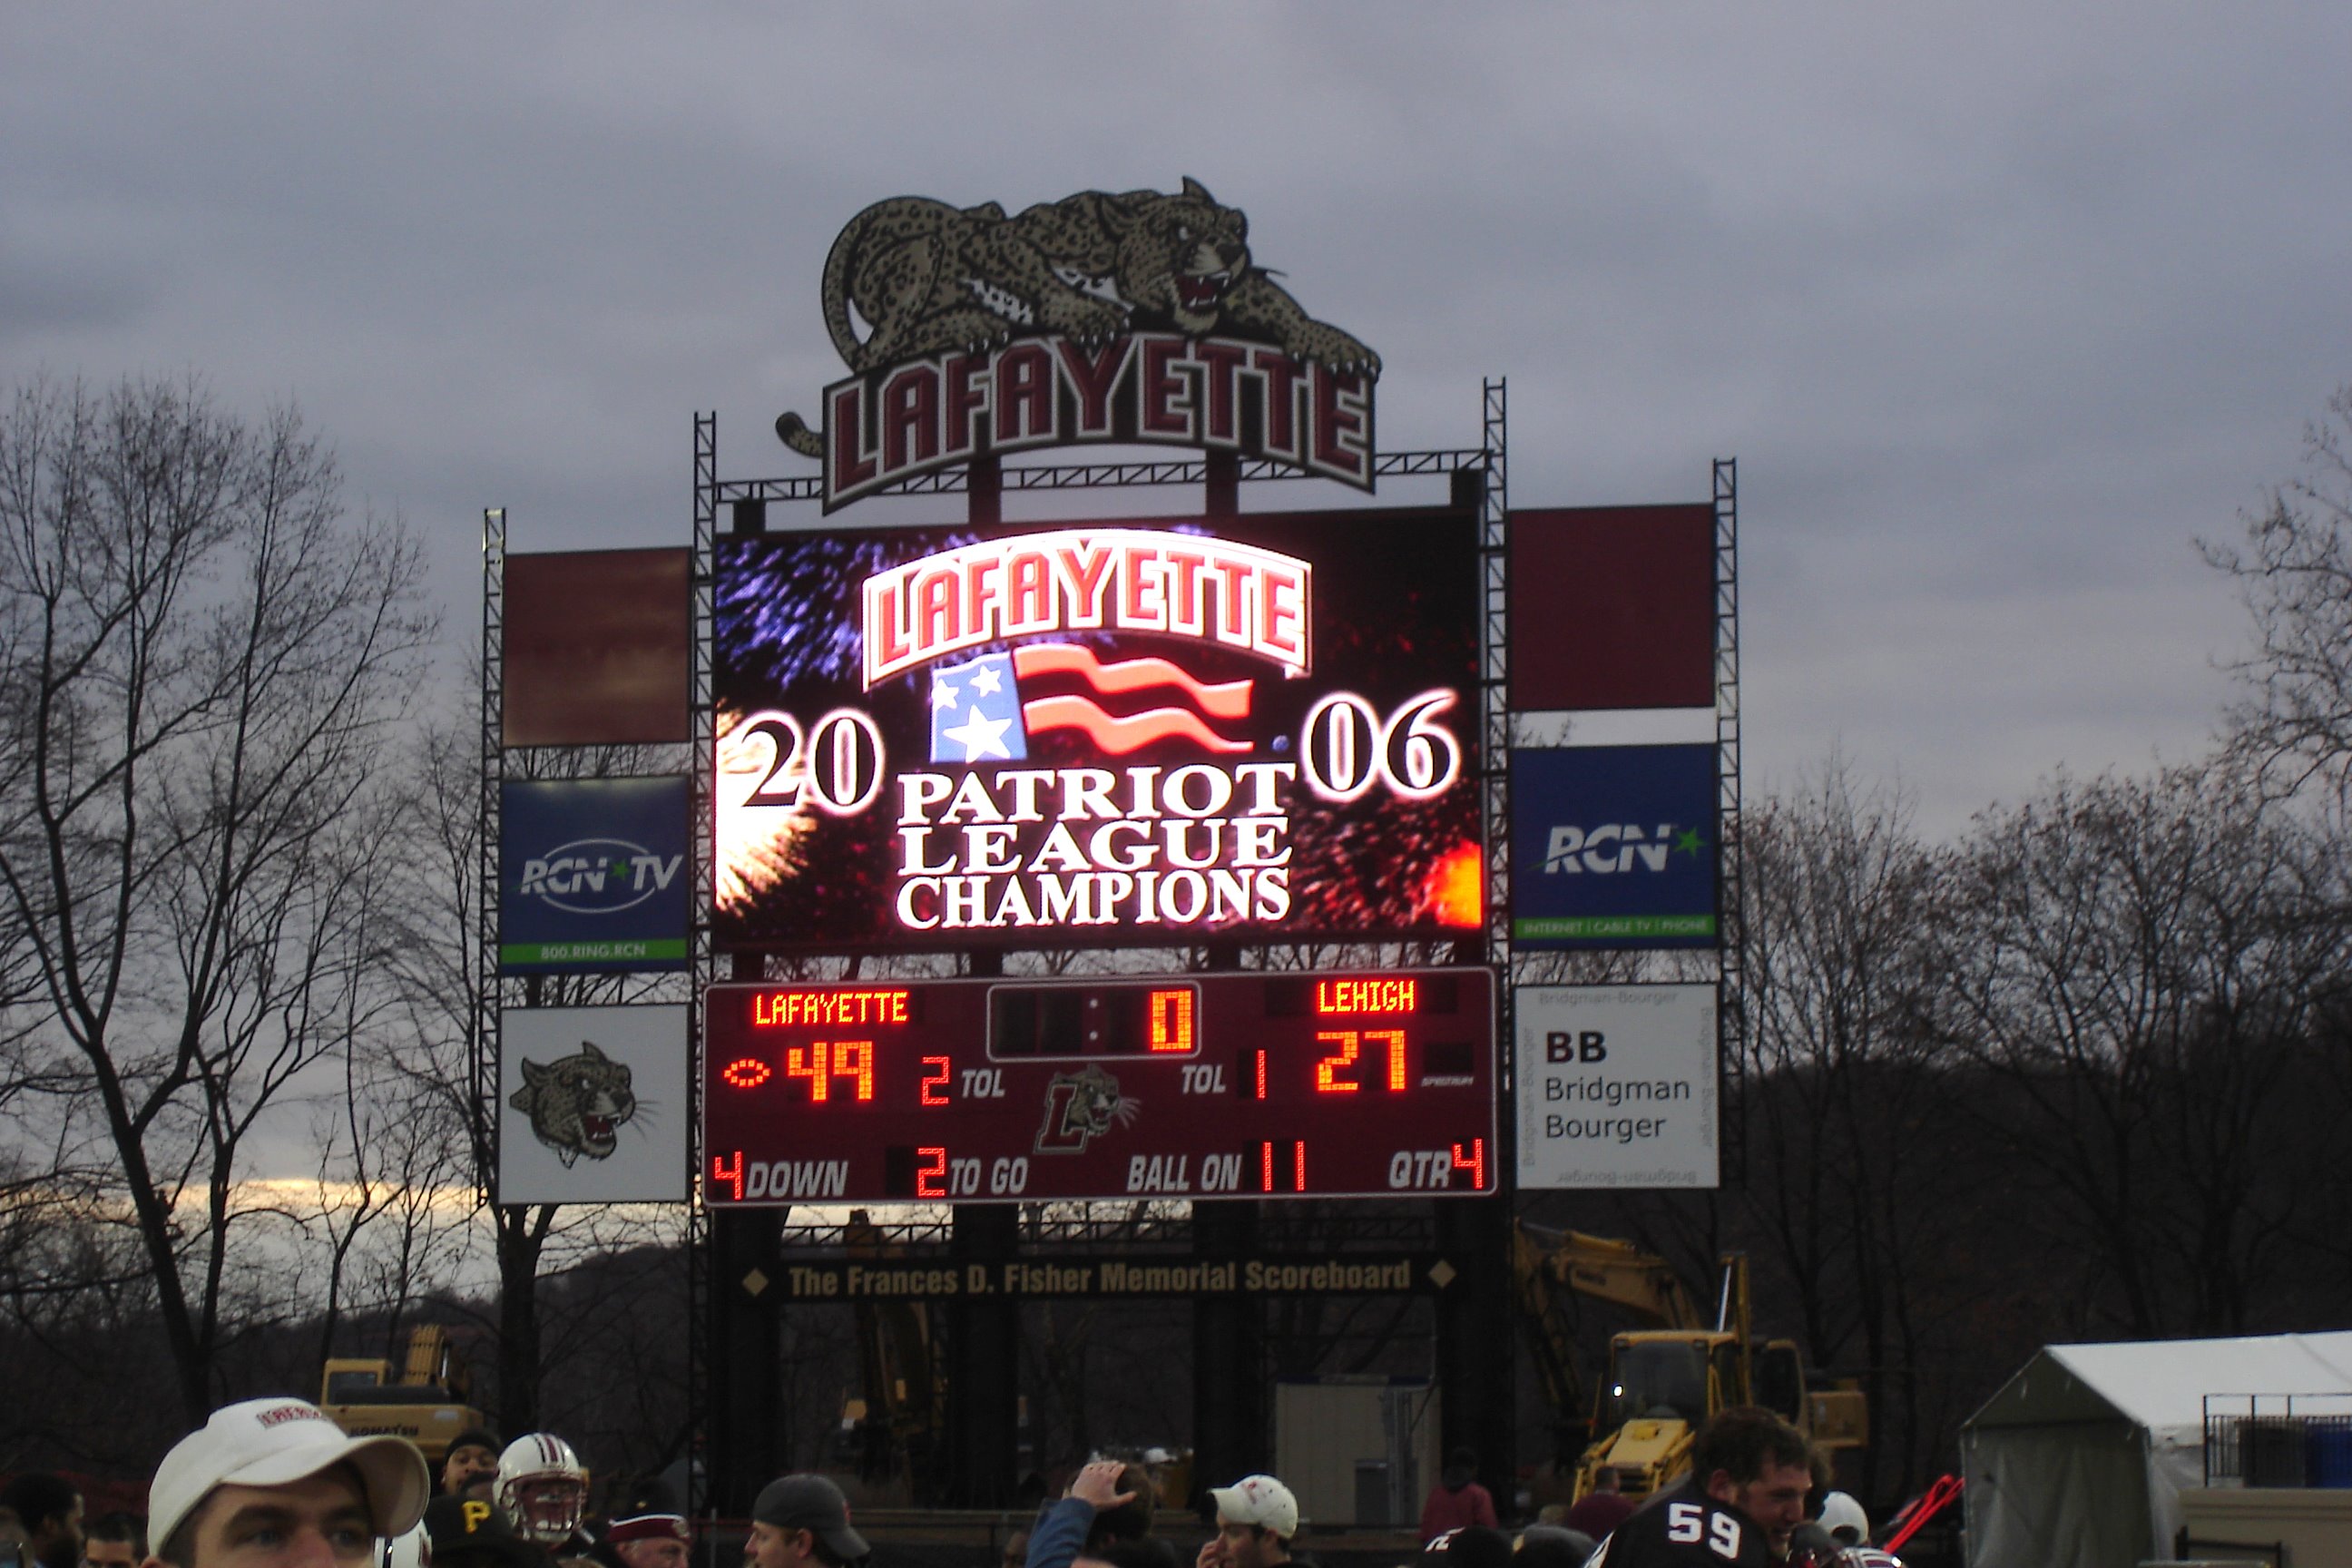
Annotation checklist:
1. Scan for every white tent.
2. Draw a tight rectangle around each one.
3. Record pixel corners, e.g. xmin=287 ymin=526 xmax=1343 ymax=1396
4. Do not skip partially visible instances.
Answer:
xmin=1962 ymin=1330 xmax=2352 ymax=1568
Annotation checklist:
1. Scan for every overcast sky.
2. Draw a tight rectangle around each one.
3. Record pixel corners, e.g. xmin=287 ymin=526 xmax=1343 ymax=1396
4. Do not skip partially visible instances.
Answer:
xmin=8 ymin=3 xmax=2347 ymax=840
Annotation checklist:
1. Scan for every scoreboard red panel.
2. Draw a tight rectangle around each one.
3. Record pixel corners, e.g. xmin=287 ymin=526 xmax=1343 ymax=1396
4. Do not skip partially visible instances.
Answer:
xmin=702 ymin=968 xmax=1496 ymax=1204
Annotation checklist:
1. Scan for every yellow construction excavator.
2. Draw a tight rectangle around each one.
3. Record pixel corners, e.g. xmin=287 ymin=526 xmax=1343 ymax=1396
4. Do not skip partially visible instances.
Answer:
xmin=1513 ymin=1223 xmax=1867 ymax=1505
xmin=318 ymin=1325 xmax=486 ymax=1464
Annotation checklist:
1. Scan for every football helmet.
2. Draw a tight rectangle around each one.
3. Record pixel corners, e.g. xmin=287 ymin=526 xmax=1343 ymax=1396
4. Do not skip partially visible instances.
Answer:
xmin=495 ymin=1432 xmax=590 ymax=1545
xmin=383 ymin=1524 xmax=431 ymax=1568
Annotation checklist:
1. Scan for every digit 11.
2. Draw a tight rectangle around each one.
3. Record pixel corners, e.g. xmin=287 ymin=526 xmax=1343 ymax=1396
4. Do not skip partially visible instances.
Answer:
xmin=1258 ymin=1139 xmax=1307 ymax=1193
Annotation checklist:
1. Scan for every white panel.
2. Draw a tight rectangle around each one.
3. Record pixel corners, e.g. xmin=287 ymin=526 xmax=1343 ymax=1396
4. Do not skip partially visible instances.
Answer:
xmin=499 ymin=1004 xmax=690 ymax=1204
xmin=1510 ymin=709 xmax=1717 ymax=749
xmin=1513 ymin=984 xmax=1718 ymax=1190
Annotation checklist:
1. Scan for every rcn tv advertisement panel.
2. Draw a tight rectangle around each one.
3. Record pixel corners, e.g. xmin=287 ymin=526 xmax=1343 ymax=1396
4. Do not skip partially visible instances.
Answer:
xmin=713 ymin=506 xmax=1482 ymax=951
xmin=1510 ymin=744 xmax=1719 ymax=949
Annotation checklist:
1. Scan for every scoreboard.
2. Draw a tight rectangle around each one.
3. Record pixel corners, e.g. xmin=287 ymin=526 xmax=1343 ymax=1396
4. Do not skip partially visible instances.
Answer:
xmin=702 ymin=968 xmax=1496 ymax=1204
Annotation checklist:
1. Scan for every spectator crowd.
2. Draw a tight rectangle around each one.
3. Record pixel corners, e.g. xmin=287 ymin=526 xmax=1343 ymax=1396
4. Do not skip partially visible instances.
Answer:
xmin=0 ymin=1401 xmax=1899 ymax=1568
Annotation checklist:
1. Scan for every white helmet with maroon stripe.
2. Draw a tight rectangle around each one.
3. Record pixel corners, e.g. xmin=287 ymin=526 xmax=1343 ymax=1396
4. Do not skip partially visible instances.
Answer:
xmin=495 ymin=1432 xmax=590 ymax=1544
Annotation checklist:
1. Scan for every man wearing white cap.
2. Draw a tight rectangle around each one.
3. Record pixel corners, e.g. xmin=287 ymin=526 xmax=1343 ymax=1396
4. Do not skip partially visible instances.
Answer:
xmin=143 ymin=1398 xmax=431 ymax=1568
xmin=1197 ymin=1475 xmax=1301 ymax=1568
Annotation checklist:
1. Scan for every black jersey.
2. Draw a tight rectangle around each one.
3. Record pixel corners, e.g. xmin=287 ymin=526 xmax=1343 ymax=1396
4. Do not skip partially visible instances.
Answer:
xmin=1586 ymin=1492 xmax=1772 ymax=1568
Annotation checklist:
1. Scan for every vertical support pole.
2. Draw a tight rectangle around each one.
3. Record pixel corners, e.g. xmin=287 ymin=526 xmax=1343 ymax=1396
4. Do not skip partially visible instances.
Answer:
xmin=1435 ymin=1197 xmax=1516 ymax=1508
xmin=1436 ymin=379 xmax=1515 ymax=1508
xmin=477 ymin=508 xmax=506 ymax=1210
xmin=938 ymin=448 xmax=1020 ymax=1506
xmin=697 ymin=416 xmax=789 ymax=1516
xmin=1191 ymin=1200 xmax=1264 ymax=1506
xmin=688 ymin=416 xmax=720 ymax=1516
xmin=1205 ymin=449 xmax=1240 ymax=515
xmin=1712 ymin=458 xmax=1745 ymax=1184
xmin=970 ymin=453 xmax=1003 ymax=526
xmin=945 ymin=1203 xmax=1020 ymax=1504
xmin=705 ymin=957 xmax=788 ymax=1514
xmin=1192 ymin=443 xmax=1257 ymax=1504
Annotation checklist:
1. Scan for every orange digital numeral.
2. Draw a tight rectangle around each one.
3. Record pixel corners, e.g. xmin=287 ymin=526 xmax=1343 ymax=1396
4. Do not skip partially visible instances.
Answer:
xmin=1315 ymin=1030 xmax=1360 ymax=1093
xmin=1258 ymin=1139 xmax=1307 ymax=1192
xmin=834 ymin=1040 xmax=875 ymax=1101
xmin=783 ymin=1040 xmax=875 ymax=1102
xmin=1149 ymin=987 xmax=1195 ymax=1052
xmin=920 ymin=1056 xmax=951 ymax=1106
xmin=710 ymin=1150 xmax=744 ymax=1200
xmin=916 ymin=1146 xmax=948 ymax=1199
xmin=1315 ymin=1029 xmax=1406 ymax=1093
xmin=1451 ymin=1137 xmax=1487 ymax=1190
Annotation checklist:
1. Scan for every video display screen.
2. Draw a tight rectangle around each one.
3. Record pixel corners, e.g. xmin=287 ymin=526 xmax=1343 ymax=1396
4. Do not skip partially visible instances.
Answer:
xmin=712 ymin=505 xmax=1484 ymax=951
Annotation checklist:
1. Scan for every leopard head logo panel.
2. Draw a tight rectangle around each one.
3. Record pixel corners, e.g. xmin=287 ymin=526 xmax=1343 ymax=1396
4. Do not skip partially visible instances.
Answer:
xmin=509 ymin=1039 xmax=637 ymax=1167
xmin=1033 ymin=1063 xmax=1139 ymax=1155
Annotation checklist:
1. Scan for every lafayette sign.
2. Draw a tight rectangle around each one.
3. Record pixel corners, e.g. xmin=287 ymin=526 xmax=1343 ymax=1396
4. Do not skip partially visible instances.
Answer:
xmin=773 ymin=180 xmax=1379 ymax=509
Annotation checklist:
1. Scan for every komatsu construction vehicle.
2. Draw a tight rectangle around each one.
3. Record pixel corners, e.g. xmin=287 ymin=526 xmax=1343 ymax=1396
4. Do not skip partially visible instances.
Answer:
xmin=1514 ymin=1224 xmax=1867 ymax=1506
xmin=318 ymin=1325 xmax=486 ymax=1464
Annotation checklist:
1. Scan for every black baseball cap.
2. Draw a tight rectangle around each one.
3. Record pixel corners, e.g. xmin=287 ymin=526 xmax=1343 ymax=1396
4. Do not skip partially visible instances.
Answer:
xmin=446 ymin=1428 xmax=504 ymax=1461
xmin=424 ymin=1494 xmax=543 ymax=1568
xmin=753 ymin=1474 xmax=869 ymax=1561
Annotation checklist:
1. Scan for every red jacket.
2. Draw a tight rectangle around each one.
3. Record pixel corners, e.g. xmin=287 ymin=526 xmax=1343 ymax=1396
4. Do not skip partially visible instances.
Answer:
xmin=1419 ymin=1480 xmax=1499 ymax=1542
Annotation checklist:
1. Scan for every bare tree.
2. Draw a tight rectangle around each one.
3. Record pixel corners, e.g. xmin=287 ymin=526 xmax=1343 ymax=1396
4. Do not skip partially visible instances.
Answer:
xmin=0 ymin=374 xmax=435 ymax=1421
xmin=1928 ymin=760 xmax=2342 ymax=1337
xmin=2203 ymin=386 xmax=2352 ymax=802
xmin=1736 ymin=760 xmax=1981 ymax=1503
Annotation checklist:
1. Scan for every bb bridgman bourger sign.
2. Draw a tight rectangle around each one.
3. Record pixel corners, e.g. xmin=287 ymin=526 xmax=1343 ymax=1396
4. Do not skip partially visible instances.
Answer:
xmin=775 ymin=179 xmax=1381 ymax=510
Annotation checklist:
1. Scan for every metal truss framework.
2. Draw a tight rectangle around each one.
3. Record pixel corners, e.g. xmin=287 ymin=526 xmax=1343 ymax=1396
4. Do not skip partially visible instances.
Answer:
xmin=1478 ymin=382 xmax=1512 ymax=1116
xmin=1712 ymin=458 xmax=1746 ymax=1181
xmin=475 ymin=510 xmax=507 ymax=1202
xmin=686 ymin=414 xmax=720 ymax=1456
xmin=710 ymin=447 xmax=1489 ymax=506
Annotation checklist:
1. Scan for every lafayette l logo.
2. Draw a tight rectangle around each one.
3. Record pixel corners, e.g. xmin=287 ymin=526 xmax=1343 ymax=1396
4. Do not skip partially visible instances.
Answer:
xmin=775 ymin=179 xmax=1380 ymax=509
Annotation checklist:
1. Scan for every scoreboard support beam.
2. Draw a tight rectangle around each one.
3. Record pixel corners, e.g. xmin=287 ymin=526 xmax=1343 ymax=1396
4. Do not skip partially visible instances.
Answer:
xmin=1435 ymin=1194 xmax=1515 ymax=1510
xmin=1191 ymin=1200 xmax=1266 ymax=1506
xmin=705 ymin=1204 xmax=788 ymax=1514
xmin=944 ymin=1202 xmax=1022 ymax=1505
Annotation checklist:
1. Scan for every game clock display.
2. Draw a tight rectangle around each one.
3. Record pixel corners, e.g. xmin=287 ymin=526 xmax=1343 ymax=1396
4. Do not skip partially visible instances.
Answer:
xmin=701 ymin=967 xmax=1496 ymax=1204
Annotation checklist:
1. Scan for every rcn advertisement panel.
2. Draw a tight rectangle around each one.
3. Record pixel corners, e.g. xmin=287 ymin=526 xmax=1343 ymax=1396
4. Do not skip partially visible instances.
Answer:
xmin=714 ymin=507 xmax=1483 ymax=951
xmin=499 ymin=1004 xmax=689 ymax=1204
xmin=500 ymin=777 xmax=691 ymax=973
xmin=1515 ymin=984 xmax=1718 ymax=1190
xmin=1510 ymin=745 xmax=1717 ymax=949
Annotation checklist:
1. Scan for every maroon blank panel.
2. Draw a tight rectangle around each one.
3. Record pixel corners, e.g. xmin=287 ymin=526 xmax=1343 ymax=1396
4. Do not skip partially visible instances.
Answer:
xmin=503 ymin=548 xmax=690 ymax=746
xmin=1508 ymin=505 xmax=1716 ymax=710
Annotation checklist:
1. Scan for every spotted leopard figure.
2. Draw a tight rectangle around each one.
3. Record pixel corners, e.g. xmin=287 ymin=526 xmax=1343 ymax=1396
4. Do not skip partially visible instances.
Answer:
xmin=778 ymin=177 xmax=1378 ymax=456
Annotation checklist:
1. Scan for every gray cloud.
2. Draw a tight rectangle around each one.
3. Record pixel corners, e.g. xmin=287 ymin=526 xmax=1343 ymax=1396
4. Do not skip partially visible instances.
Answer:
xmin=5 ymin=2 xmax=2345 ymax=838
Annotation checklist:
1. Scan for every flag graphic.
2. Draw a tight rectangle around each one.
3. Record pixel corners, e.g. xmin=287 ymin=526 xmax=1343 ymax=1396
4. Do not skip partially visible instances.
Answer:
xmin=929 ymin=652 xmax=1029 ymax=763
xmin=929 ymin=645 xmax=1255 ymax=763
xmin=1012 ymin=643 xmax=1253 ymax=755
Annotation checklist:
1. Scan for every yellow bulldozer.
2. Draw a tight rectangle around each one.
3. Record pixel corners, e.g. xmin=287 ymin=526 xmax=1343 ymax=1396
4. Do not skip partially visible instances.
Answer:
xmin=1514 ymin=1224 xmax=1868 ymax=1505
xmin=318 ymin=1325 xmax=487 ymax=1465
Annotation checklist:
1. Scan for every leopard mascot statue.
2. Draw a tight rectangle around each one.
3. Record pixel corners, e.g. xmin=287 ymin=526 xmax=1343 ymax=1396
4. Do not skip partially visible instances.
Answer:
xmin=778 ymin=177 xmax=1377 ymax=456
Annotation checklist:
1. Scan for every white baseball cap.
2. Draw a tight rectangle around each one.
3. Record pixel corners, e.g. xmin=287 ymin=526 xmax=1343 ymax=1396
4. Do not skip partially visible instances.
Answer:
xmin=1818 ymin=1492 xmax=1869 ymax=1546
xmin=150 ymin=1398 xmax=431 ymax=1558
xmin=1210 ymin=1475 xmax=1299 ymax=1538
